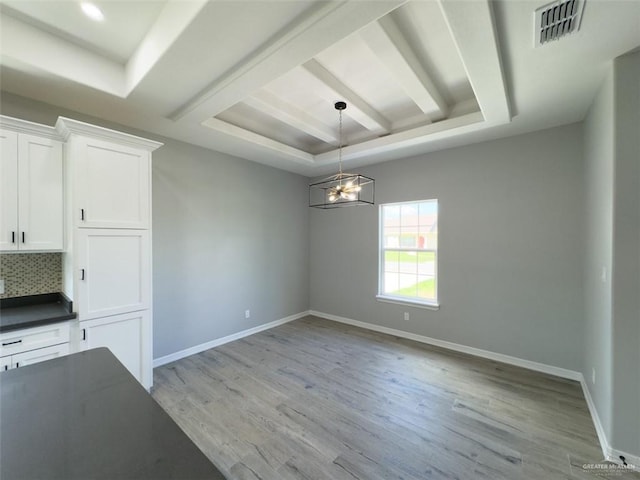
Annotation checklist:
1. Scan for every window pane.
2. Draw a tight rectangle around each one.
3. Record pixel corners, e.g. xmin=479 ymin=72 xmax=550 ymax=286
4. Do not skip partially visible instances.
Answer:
xmin=398 ymin=251 xmax=417 ymax=274
xmin=400 ymin=226 xmax=418 ymax=248
xmin=384 ymin=272 xmax=399 ymax=294
xmin=417 ymin=229 xmax=432 ymax=249
xmin=417 ymin=275 xmax=436 ymax=300
xmin=383 ymin=205 xmax=400 ymax=227
xmin=401 ymin=204 xmax=419 ymax=226
xmin=397 ymin=273 xmax=418 ymax=297
xmin=384 ymin=251 xmax=399 ymax=273
xmin=417 ymin=252 xmax=435 ymax=275
xmin=384 ymin=227 xmax=400 ymax=248
xmin=422 ymin=231 xmax=438 ymax=250
xmin=419 ymin=201 xmax=438 ymax=222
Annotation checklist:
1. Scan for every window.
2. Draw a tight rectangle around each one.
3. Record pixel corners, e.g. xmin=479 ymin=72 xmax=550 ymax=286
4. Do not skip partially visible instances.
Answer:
xmin=378 ymin=199 xmax=438 ymax=308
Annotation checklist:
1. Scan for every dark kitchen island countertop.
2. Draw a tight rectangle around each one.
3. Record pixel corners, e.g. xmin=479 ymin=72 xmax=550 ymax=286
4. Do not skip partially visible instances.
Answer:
xmin=0 ymin=292 xmax=77 ymax=332
xmin=0 ymin=347 xmax=226 ymax=480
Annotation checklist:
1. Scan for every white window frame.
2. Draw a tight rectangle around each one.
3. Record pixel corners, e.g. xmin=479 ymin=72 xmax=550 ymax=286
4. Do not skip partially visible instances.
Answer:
xmin=376 ymin=199 xmax=439 ymax=310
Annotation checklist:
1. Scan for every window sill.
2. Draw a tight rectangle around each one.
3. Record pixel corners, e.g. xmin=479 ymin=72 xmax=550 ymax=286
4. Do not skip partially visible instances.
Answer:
xmin=375 ymin=295 xmax=440 ymax=311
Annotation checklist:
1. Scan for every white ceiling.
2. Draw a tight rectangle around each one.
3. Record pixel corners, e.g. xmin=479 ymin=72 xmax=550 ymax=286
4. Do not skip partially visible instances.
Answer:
xmin=0 ymin=0 xmax=638 ymax=176
xmin=0 ymin=0 xmax=166 ymax=63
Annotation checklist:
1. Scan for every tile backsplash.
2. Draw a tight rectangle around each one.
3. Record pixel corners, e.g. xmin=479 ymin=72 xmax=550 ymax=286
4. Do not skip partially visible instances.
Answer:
xmin=0 ymin=253 xmax=63 ymax=298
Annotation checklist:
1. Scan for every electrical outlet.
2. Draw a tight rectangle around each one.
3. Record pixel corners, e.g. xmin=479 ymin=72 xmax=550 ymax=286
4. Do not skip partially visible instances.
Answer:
xmin=403 ymin=312 xmax=410 ymax=321
xmin=245 ymin=310 xmax=251 ymax=319
xmin=592 ymin=368 xmax=596 ymax=384
xmin=0 ymin=279 xmax=4 ymax=295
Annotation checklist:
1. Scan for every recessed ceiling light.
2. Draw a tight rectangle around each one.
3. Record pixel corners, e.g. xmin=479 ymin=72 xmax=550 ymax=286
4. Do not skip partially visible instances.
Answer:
xmin=80 ymin=2 xmax=104 ymax=22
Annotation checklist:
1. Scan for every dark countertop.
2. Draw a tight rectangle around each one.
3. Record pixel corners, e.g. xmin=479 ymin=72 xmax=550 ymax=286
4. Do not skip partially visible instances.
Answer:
xmin=0 ymin=347 xmax=226 ymax=480
xmin=0 ymin=292 xmax=77 ymax=332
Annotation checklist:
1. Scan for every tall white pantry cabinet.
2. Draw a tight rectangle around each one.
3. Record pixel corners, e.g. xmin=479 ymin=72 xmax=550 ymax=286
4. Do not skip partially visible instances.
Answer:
xmin=56 ymin=118 xmax=162 ymax=390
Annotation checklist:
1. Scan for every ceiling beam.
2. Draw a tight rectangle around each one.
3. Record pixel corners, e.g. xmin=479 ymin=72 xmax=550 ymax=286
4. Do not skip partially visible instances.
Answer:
xmin=314 ymin=111 xmax=483 ymax=164
xmin=201 ymin=117 xmax=315 ymax=164
xmin=359 ymin=18 xmax=448 ymax=118
xmin=244 ymin=90 xmax=339 ymax=145
xmin=302 ymin=60 xmax=391 ymax=134
xmin=169 ymin=0 xmax=407 ymax=123
xmin=437 ymin=0 xmax=510 ymax=123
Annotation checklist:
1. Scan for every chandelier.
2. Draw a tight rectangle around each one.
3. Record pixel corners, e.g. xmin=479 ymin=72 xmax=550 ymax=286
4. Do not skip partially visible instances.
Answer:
xmin=309 ymin=101 xmax=375 ymax=209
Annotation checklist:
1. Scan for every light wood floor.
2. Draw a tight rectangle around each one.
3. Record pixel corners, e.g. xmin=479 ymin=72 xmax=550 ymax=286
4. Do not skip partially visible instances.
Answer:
xmin=152 ymin=316 xmax=639 ymax=479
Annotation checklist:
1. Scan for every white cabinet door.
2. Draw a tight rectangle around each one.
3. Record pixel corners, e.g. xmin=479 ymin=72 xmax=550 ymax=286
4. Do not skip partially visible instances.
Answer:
xmin=75 ymin=137 xmax=150 ymax=229
xmin=0 ymin=130 xmax=63 ymax=252
xmin=12 ymin=343 xmax=70 ymax=368
xmin=80 ymin=311 xmax=151 ymax=389
xmin=76 ymin=229 xmax=150 ymax=320
xmin=1 ymin=355 xmax=11 ymax=371
xmin=0 ymin=129 xmax=18 ymax=251
xmin=17 ymin=134 xmax=63 ymax=251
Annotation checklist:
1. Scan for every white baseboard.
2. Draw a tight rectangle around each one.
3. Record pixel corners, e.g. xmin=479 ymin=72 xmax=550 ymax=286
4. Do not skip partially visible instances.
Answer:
xmin=309 ymin=310 xmax=581 ymax=381
xmin=153 ymin=310 xmax=310 ymax=368
xmin=581 ymin=378 xmax=640 ymax=468
xmin=580 ymin=376 xmax=611 ymax=461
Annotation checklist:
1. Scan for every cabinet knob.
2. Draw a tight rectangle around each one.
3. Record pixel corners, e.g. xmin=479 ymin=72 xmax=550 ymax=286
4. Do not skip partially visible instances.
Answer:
xmin=81 ymin=269 xmax=86 ymax=281
xmin=81 ymin=208 xmax=85 ymax=221
xmin=21 ymin=232 xmax=25 ymax=243
xmin=11 ymin=231 xmax=15 ymax=244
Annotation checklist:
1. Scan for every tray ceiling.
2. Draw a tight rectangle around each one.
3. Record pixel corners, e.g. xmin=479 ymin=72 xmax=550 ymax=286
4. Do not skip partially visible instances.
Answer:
xmin=0 ymin=0 xmax=638 ymax=175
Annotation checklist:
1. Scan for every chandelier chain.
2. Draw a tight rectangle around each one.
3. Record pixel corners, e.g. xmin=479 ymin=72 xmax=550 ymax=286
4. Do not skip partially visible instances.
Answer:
xmin=338 ymin=107 xmax=343 ymax=177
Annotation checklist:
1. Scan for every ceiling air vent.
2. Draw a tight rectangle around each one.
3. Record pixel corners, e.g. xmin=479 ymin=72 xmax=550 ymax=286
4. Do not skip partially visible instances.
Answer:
xmin=535 ymin=0 xmax=585 ymax=47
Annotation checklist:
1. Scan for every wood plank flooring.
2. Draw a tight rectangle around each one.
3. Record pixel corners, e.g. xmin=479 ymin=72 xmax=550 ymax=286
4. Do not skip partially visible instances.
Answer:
xmin=152 ymin=316 xmax=639 ymax=479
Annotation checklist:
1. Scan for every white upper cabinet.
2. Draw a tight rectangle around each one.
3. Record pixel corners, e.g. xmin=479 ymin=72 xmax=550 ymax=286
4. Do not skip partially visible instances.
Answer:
xmin=0 ymin=124 xmax=64 ymax=252
xmin=18 ymin=134 xmax=64 ymax=250
xmin=73 ymin=137 xmax=150 ymax=229
xmin=0 ymin=129 xmax=19 ymax=251
xmin=56 ymin=118 xmax=160 ymax=230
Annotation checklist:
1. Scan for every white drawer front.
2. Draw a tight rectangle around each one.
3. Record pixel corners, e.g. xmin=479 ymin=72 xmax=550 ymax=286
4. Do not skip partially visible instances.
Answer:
xmin=0 ymin=322 xmax=70 ymax=357
xmin=13 ymin=343 xmax=70 ymax=368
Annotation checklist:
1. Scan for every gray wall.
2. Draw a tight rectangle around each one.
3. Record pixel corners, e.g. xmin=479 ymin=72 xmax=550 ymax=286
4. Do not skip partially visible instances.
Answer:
xmin=152 ymin=139 xmax=309 ymax=358
xmin=582 ymin=66 xmax=614 ymax=442
xmin=310 ymin=124 xmax=585 ymax=371
xmin=610 ymin=51 xmax=640 ymax=456
xmin=0 ymin=93 xmax=310 ymax=360
xmin=582 ymin=50 xmax=640 ymax=458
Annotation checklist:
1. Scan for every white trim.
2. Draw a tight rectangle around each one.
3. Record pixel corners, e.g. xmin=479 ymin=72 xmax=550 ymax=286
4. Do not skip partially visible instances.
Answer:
xmin=0 ymin=115 xmax=62 ymax=140
xmin=55 ymin=117 xmax=163 ymax=152
xmin=309 ymin=310 xmax=582 ymax=381
xmin=201 ymin=117 xmax=314 ymax=164
xmin=376 ymin=295 xmax=440 ymax=311
xmin=580 ymin=378 xmax=640 ymax=469
xmin=580 ymin=376 xmax=611 ymax=461
xmin=152 ymin=311 xmax=310 ymax=368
